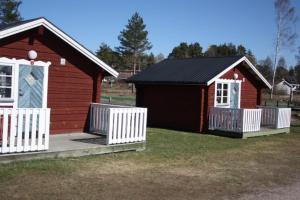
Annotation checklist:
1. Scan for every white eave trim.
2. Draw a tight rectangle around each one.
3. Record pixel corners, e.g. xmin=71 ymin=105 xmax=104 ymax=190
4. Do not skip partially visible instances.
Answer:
xmin=207 ymin=56 xmax=271 ymax=89
xmin=0 ymin=18 xmax=119 ymax=78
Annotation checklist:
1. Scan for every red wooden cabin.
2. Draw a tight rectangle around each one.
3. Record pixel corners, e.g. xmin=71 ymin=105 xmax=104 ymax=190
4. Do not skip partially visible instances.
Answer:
xmin=128 ymin=56 xmax=272 ymax=133
xmin=0 ymin=17 xmax=118 ymax=134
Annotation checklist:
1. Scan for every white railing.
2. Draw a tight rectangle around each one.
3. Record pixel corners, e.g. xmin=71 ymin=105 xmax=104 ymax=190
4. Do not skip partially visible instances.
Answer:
xmin=209 ymin=107 xmax=262 ymax=133
xmin=258 ymin=106 xmax=291 ymax=128
xmin=0 ymin=108 xmax=50 ymax=154
xmin=90 ymin=103 xmax=147 ymax=145
xmin=242 ymin=109 xmax=262 ymax=132
xmin=259 ymin=106 xmax=277 ymax=126
xmin=277 ymin=108 xmax=291 ymax=128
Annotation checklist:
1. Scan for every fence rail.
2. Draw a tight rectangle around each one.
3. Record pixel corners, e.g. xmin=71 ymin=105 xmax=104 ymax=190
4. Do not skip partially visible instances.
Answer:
xmin=258 ymin=106 xmax=291 ymax=128
xmin=90 ymin=103 xmax=147 ymax=145
xmin=0 ymin=108 xmax=50 ymax=154
xmin=209 ymin=106 xmax=291 ymax=133
xmin=209 ymin=107 xmax=262 ymax=133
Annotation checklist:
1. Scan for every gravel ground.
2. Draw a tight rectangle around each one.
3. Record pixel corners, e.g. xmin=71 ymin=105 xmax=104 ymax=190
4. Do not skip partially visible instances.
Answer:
xmin=237 ymin=180 xmax=300 ymax=200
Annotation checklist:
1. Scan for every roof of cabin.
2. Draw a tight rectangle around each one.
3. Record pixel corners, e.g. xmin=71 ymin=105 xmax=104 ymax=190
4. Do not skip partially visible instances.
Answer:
xmin=127 ymin=56 xmax=271 ymax=88
xmin=0 ymin=17 xmax=118 ymax=77
xmin=0 ymin=18 xmax=42 ymax=31
xmin=127 ymin=56 xmax=243 ymax=84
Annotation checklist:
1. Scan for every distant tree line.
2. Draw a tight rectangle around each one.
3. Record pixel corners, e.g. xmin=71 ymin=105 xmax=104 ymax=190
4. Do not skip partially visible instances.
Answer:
xmin=167 ymin=42 xmax=256 ymax=64
xmin=2 ymin=0 xmax=300 ymax=87
xmin=0 ymin=0 xmax=22 ymax=24
xmin=256 ymin=49 xmax=300 ymax=85
xmin=96 ymin=12 xmax=164 ymax=71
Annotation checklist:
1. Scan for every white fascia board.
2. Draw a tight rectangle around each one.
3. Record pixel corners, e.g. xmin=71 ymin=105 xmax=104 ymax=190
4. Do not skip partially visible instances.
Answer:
xmin=0 ymin=18 xmax=119 ymax=78
xmin=207 ymin=56 xmax=271 ymax=89
xmin=243 ymin=57 xmax=272 ymax=89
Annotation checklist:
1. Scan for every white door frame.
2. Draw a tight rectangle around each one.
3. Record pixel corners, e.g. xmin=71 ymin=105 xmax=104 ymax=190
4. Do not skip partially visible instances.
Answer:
xmin=0 ymin=57 xmax=51 ymax=108
xmin=214 ymin=79 xmax=242 ymax=108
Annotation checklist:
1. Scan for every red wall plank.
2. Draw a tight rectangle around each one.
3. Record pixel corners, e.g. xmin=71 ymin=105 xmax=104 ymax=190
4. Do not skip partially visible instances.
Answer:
xmin=136 ymin=84 xmax=203 ymax=132
xmin=207 ymin=63 xmax=264 ymax=109
xmin=135 ymin=63 xmax=266 ymax=133
xmin=0 ymin=27 xmax=104 ymax=134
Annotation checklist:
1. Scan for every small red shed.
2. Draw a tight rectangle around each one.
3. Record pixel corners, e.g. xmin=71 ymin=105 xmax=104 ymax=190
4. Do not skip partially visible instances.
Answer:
xmin=0 ymin=17 xmax=118 ymax=134
xmin=128 ymin=56 xmax=271 ymax=132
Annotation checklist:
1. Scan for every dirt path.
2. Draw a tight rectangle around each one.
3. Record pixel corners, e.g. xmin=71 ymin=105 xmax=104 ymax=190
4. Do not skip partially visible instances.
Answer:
xmin=236 ymin=180 xmax=300 ymax=200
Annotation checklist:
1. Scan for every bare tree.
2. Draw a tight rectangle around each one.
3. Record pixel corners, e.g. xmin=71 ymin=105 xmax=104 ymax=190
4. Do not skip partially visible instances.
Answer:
xmin=270 ymin=0 xmax=297 ymax=99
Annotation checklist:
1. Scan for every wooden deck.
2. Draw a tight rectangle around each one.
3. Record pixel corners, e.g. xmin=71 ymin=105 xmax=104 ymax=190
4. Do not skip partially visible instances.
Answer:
xmin=209 ymin=127 xmax=290 ymax=139
xmin=208 ymin=107 xmax=291 ymax=138
xmin=243 ymin=127 xmax=290 ymax=139
xmin=0 ymin=133 xmax=145 ymax=164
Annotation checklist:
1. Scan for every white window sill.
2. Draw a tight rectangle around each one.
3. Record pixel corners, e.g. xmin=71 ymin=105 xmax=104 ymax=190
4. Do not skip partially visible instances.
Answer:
xmin=0 ymin=99 xmax=14 ymax=107
xmin=0 ymin=99 xmax=14 ymax=102
xmin=215 ymin=104 xmax=230 ymax=107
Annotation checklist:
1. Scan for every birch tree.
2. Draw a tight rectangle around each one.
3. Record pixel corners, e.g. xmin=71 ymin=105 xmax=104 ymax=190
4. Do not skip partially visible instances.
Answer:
xmin=270 ymin=0 xmax=297 ymax=98
xmin=0 ymin=0 xmax=22 ymax=24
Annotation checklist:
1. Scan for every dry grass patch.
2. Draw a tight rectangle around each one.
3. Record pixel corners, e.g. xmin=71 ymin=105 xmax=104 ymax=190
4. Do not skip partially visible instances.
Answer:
xmin=0 ymin=127 xmax=300 ymax=199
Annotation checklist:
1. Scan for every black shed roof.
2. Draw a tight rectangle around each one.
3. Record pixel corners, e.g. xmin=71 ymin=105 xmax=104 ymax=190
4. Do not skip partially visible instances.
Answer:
xmin=127 ymin=56 xmax=244 ymax=84
xmin=0 ymin=17 xmax=42 ymax=31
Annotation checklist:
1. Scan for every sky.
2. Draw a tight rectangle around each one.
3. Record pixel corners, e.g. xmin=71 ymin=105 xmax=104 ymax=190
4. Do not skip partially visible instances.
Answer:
xmin=20 ymin=0 xmax=300 ymax=66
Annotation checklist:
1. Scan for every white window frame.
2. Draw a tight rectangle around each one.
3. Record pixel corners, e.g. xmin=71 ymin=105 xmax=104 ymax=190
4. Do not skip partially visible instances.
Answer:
xmin=214 ymin=79 xmax=242 ymax=108
xmin=0 ymin=66 xmax=13 ymax=100
xmin=0 ymin=57 xmax=51 ymax=108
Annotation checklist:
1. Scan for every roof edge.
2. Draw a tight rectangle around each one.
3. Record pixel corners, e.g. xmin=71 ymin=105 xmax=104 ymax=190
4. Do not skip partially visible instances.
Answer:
xmin=0 ymin=17 xmax=118 ymax=77
xmin=207 ymin=56 xmax=272 ymax=89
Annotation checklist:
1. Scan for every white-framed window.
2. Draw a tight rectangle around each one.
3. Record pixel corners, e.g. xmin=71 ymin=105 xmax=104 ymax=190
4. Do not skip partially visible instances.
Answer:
xmin=0 ymin=57 xmax=51 ymax=108
xmin=0 ymin=65 xmax=13 ymax=100
xmin=214 ymin=79 xmax=242 ymax=108
xmin=216 ymin=82 xmax=229 ymax=106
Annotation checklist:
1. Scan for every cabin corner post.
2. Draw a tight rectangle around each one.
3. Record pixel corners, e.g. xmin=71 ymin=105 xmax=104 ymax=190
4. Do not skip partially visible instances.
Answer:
xmin=199 ymin=87 xmax=205 ymax=132
xmin=92 ymin=70 xmax=103 ymax=103
xmin=241 ymin=109 xmax=245 ymax=132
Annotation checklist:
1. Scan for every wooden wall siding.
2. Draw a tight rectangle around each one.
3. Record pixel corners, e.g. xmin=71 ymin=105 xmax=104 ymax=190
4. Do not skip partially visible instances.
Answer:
xmin=207 ymin=63 xmax=264 ymax=109
xmin=134 ymin=63 xmax=265 ymax=133
xmin=0 ymin=27 xmax=104 ymax=134
xmin=203 ymin=63 xmax=265 ymax=132
xmin=136 ymin=84 xmax=202 ymax=132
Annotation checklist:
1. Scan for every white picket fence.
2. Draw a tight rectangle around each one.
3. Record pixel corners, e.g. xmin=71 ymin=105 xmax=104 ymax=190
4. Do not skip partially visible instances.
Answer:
xmin=90 ymin=103 xmax=147 ymax=145
xmin=0 ymin=108 xmax=50 ymax=154
xmin=259 ymin=106 xmax=291 ymax=128
xmin=209 ymin=107 xmax=262 ymax=133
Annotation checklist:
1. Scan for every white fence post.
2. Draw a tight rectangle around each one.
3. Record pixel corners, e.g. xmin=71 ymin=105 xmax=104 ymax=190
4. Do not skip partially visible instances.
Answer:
xmin=90 ymin=103 xmax=147 ymax=145
xmin=0 ymin=108 xmax=51 ymax=154
xmin=209 ymin=107 xmax=261 ymax=133
xmin=259 ymin=106 xmax=291 ymax=129
xmin=276 ymin=108 xmax=291 ymax=129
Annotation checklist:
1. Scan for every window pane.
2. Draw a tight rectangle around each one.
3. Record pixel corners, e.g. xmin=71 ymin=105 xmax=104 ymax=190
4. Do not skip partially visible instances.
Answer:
xmin=0 ymin=77 xmax=11 ymax=87
xmin=223 ymin=90 xmax=227 ymax=96
xmin=0 ymin=65 xmax=12 ymax=76
xmin=217 ymin=97 xmax=221 ymax=103
xmin=217 ymin=90 xmax=222 ymax=96
xmin=223 ymin=84 xmax=228 ymax=89
xmin=0 ymin=88 xmax=11 ymax=98
xmin=217 ymin=83 xmax=222 ymax=89
xmin=223 ymin=97 xmax=227 ymax=103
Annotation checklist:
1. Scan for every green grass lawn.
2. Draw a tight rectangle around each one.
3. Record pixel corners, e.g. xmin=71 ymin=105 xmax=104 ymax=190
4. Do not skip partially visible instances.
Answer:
xmin=0 ymin=127 xmax=300 ymax=199
xmin=101 ymin=95 xmax=136 ymax=106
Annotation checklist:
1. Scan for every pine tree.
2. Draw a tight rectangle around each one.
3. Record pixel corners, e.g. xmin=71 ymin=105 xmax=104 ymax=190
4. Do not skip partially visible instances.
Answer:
xmin=117 ymin=12 xmax=152 ymax=74
xmin=168 ymin=42 xmax=203 ymax=59
xmin=96 ymin=43 xmax=120 ymax=68
xmin=0 ymin=0 xmax=22 ymax=24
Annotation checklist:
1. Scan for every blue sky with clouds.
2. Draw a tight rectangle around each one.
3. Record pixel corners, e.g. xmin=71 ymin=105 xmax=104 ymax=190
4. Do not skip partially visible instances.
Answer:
xmin=20 ymin=0 xmax=300 ymax=66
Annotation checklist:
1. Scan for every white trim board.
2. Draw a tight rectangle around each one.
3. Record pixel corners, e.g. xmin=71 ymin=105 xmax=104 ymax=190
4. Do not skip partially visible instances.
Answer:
xmin=214 ymin=79 xmax=242 ymax=108
xmin=207 ymin=56 xmax=271 ymax=89
xmin=0 ymin=18 xmax=118 ymax=78
xmin=0 ymin=57 xmax=50 ymax=108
